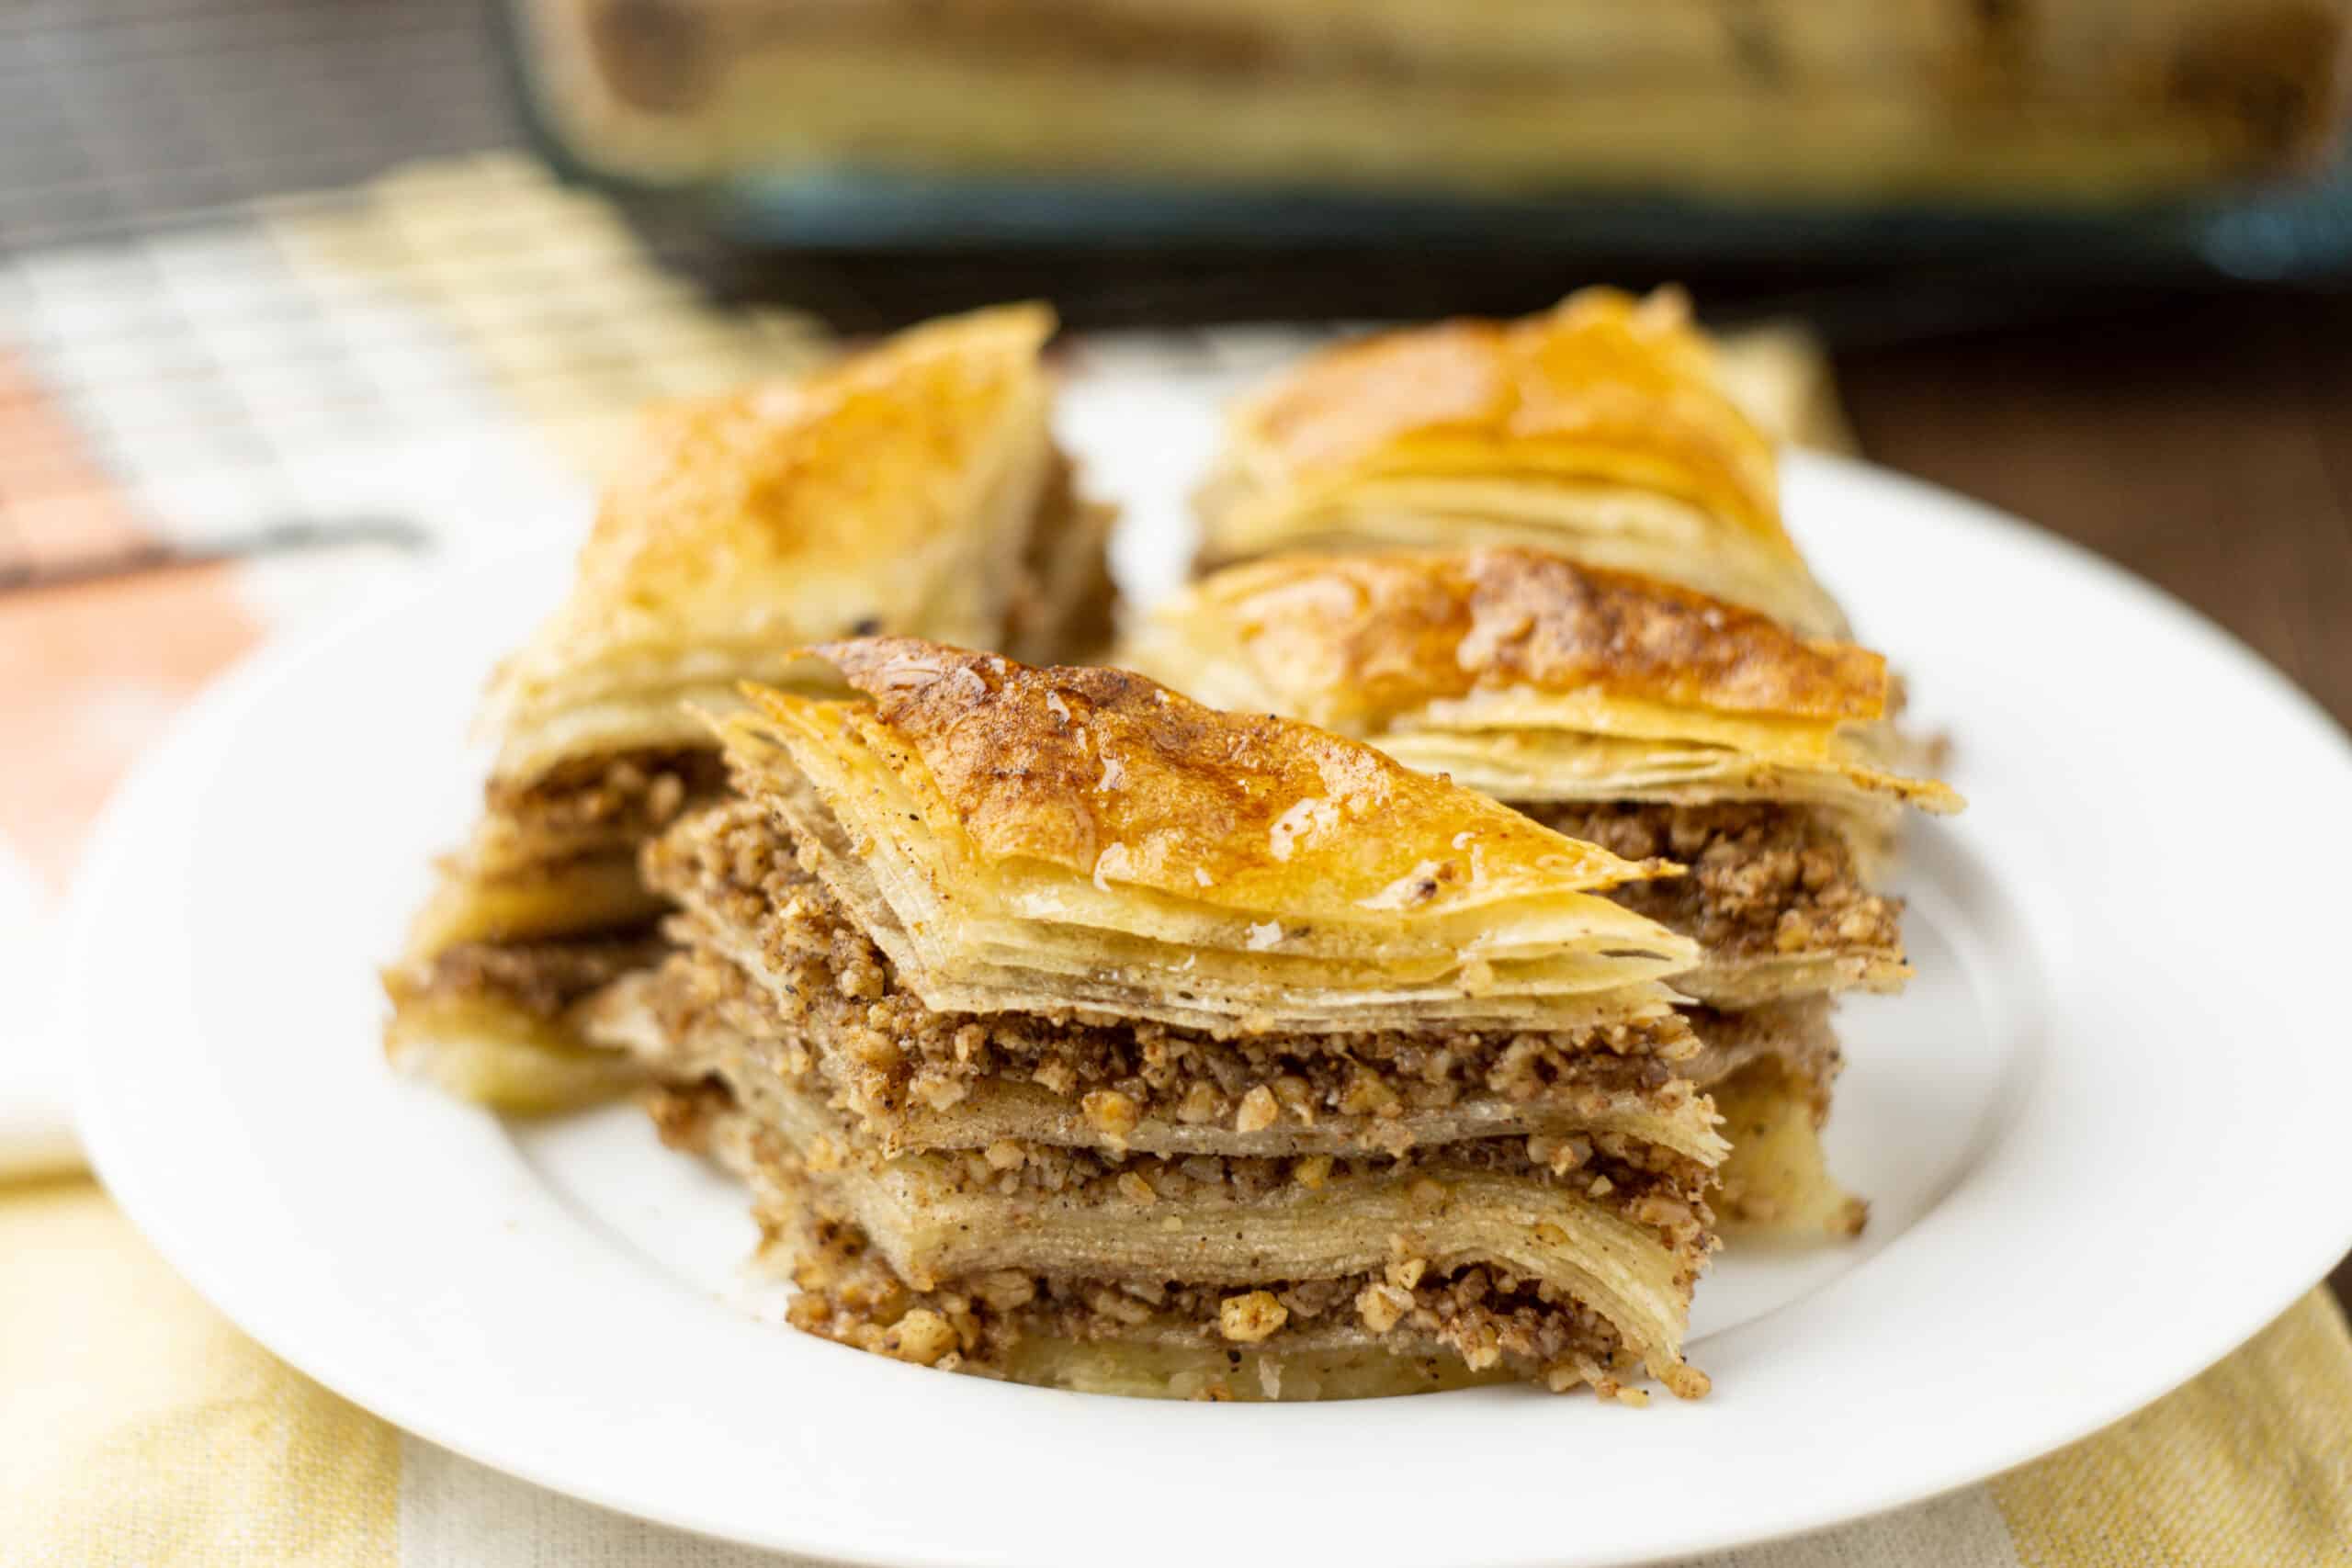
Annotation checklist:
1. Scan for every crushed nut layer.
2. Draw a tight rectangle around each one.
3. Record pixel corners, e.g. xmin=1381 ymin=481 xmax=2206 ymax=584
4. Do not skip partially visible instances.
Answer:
xmin=636 ymin=794 xmax=1726 ymax=1402
xmin=1525 ymin=801 xmax=1900 ymax=960
xmin=396 ymin=932 xmax=667 ymax=1018
xmin=486 ymin=747 xmax=729 ymax=842
xmin=643 ymin=803 xmax=1695 ymax=1132
xmin=706 ymin=1133 xmax=1705 ymax=1402
xmin=680 ymin=1017 xmax=1715 ymax=1228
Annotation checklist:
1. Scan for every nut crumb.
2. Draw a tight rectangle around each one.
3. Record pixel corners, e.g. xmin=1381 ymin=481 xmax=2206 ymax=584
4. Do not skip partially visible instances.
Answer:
xmin=1174 ymin=1082 xmax=1224 ymax=1125
xmin=880 ymin=1309 xmax=956 ymax=1366
xmin=1082 ymin=1089 xmax=1139 ymax=1146
xmin=1218 ymin=1291 xmax=1289 ymax=1343
xmin=1354 ymin=1282 xmax=1412 ymax=1333
xmin=1234 ymin=1085 xmax=1280 ymax=1133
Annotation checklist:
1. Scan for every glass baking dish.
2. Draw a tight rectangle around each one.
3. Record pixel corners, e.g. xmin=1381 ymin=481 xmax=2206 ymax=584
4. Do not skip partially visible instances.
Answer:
xmin=497 ymin=0 xmax=2352 ymax=277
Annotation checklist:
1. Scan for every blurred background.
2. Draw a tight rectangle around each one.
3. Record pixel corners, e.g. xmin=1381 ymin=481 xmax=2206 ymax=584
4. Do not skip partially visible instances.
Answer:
xmin=0 ymin=0 xmax=2346 ymax=1293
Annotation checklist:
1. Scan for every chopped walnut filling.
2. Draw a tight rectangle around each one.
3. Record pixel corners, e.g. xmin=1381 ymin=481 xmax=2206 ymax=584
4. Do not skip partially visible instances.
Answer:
xmin=1218 ymin=1291 xmax=1289 ymax=1342
xmin=485 ymin=748 xmax=729 ymax=842
xmin=1522 ymin=801 xmax=1901 ymax=961
xmin=396 ymin=932 xmax=667 ymax=1018
xmin=640 ymin=803 xmax=1695 ymax=1136
xmin=743 ymin=1057 xmax=1713 ymax=1238
xmin=624 ymin=944 xmax=1717 ymax=1218
xmin=752 ymin=1168 xmax=1684 ymax=1400
xmin=635 ymin=795 xmax=1724 ymax=1403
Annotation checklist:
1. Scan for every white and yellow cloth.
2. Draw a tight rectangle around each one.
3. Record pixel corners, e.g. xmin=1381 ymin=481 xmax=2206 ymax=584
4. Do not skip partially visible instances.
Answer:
xmin=3 ymin=154 xmax=2346 ymax=1567
xmin=6 ymin=1178 xmax=2349 ymax=1567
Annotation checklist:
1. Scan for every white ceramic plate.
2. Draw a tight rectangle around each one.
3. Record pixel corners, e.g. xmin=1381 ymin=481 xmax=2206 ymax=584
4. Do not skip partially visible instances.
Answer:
xmin=69 ymin=378 xmax=2352 ymax=1568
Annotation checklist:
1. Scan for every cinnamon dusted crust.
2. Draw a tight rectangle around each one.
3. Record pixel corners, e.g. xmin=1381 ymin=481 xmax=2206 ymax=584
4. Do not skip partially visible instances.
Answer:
xmin=639 ymin=801 xmax=1696 ymax=1132
xmin=389 ymin=931 xmax=667 ymax=1019
xmin=1523 ymin=800 xmax=1900 ymax=963
xmin=791 ymin=637 xmax=1672 ymax=909
xmin=1165 ymin=547 xmax=1886 ymax=733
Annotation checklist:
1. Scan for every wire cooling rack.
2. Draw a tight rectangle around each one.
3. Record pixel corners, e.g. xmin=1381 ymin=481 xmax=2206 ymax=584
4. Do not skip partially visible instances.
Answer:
xmin=0 ymin=2 xmax=860 ymax=598
xmin=0 ymin=0 xmax=513 ymax=251
xmin=0 ymin=0 xmax=519 ymax=591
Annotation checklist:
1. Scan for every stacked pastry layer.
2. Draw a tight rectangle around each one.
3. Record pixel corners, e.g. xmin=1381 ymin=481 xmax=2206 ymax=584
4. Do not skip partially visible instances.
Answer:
xmin=1194 ymin=287 xmax=1849 ymax=638
xmin=587 ymin=637 xmax=1724 ymax=1401
xmin=1125 ymin=547 xmax=1961 ymax=1235
xmin=383 ymin=304 xmax=1115 ymax=1111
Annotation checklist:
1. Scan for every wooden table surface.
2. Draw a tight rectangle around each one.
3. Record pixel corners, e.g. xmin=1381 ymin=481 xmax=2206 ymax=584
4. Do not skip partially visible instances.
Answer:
xmin=1841 ymin=292 xmax=2352 ymax=729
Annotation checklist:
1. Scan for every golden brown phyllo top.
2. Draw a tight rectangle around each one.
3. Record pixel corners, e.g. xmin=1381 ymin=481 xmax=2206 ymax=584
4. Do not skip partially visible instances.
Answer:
xmin=383 ymin=304 xmax=1119 ymax=1115
xmin=708 ymin=636 xmax=1702 ymax=1035
xmin=480 ymin=303 xmax=1078 ymax=787
xmin=1126 ymin=547 xmax=1962 ymax=818
xmin=1195 ymin=288 xmax=1846 ymax=637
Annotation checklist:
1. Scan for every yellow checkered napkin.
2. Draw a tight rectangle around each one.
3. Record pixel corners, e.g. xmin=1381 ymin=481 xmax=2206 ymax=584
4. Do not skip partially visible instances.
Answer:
xmin=5 ymin=152 xmax=2347 ymax=1566
xmin=6 ymin=1179 xmax=2346 ymax=1566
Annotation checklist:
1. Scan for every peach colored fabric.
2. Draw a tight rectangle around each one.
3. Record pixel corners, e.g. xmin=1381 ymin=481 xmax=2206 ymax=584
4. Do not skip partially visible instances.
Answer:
xmin=0 ymin=352 xmax=261 ymax=891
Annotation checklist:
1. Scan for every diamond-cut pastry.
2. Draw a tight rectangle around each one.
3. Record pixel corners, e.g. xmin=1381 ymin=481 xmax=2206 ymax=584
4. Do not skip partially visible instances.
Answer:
xmin=383 ymin=307 xmax=1115 ymax=1110
xmin=1125 ymin=547 xmax=1962 ymax=1235
xmin=590 ymin=637 xmax=1721 ymax=1400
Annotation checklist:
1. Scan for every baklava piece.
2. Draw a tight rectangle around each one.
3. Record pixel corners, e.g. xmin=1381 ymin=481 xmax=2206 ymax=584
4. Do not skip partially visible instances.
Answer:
xmin=1125 ymin=547 xmax=1962 ymax=1235
xmin=588 ymin=637 xmax=1721 ymax=1400
xmin=385 ymin=306 xmax=1115 ymax=1109
xmin=1194 ymin=288 xmax=1848 ymax=638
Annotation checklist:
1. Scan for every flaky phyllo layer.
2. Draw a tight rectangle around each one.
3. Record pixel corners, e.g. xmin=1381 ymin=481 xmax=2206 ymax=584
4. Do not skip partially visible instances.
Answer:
xmin=591 ymin=637 xmax=1733 ymax=1399
xmin=1193 ymin=288 xmax=1849 ymax=638
xmin=719 ymin=638 xmax=1700 ymax=1034
xmin=1125 ymin=547 xmax=1962 ymax=1007
xmin=1125 ymin=545 xmax=1965 ymax=1245
xmin=382 ymin=307 xmax=1116 ymax=1111
xmin=601 ymin=807 xmax=1724 ymax=1168
xmin=480 ymin=305 xmax=1095 ymax=784
xmin=656 ymin=1084 xmax=1712 ymax=1404
xmin=1128 ymin=547 xmax=1951 ymax=814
